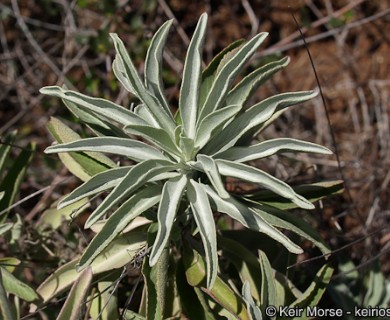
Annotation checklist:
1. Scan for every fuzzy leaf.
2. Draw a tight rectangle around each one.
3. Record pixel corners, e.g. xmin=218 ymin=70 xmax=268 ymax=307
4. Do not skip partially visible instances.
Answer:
xmin=134 ymin=104 xmax=161 ymax=127
xmin=195 ymin=104 xmax=242 ymax=150
xmin=216 ymin=159 xmax=314 ymax=209
xmin=85 ymin=159 xmax=176 ymax=228
xmin=203 ymin=91 xmax=318 ymax=154
xmin=145 ymin=20 xmax=173 ymax=114
xmin=187 ymin=180 xmax=218 ymax=289
xmin=0 ymin=267 xmax=39 ymax=302
xmin=216 ymin=138 xmax=332 ymax=162
xmin=78 ymin=185 xmax=162 ymax=270
xmin=225 ymin=56 xmax=290 ymax=107
xmin=149 ymin=175 xmax=187 ymax=266
xmin=258 ymin=250 xmax=277 ymax=311
xmin=242 ymin=282 xmax=263 ymax=320
xmin=41 ymin=86 xmax=146 ymax=126
xmin=58 ymin=167 xmax=132 ymax=209
xmin=179 ymin=13 xmax=208 ymax=139
xmin=110 ymin=33 xmax=175 ymax=134
xmin=198 ymin=33 xmax=268 ymax=122
xmin=57 ymin=267 xmax=93 ymax=320
xmin=45 ymin=137 xmax=169 ymax=162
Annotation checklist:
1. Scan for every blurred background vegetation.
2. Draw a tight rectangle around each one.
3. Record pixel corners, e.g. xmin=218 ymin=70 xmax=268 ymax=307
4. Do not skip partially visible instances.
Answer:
xmin=1 ymin=0 xmax=389 ymax=316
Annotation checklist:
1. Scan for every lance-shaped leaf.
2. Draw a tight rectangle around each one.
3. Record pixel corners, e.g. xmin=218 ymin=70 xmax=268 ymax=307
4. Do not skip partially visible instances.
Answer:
xmin=0 ymin=267 xmax=39 ymax=302
xmin=216 ymin=159 xmax=314 ymax=209
xmin=78 ymin=185 xmax=162 ymax=270
xmin=258 ymin=250 xmax=277 ymax=311
xmin=45 ymin=137 xmax=169 ymax=162
xmin=145 ymin=20 xmax=173 ymax=115
xmin=204 ymin=185 xmax=302 ymax=254
xmin=124 ymin=124 xmax=181 ymax=159
xmin=113 ymin=57 xmax=136 ymax=95
xmin=242 ymin=281 xmax=263 ymax=320
xmin=58 ymin=166 xmax=132 ymax=209
xmin=57 ymin=267 xmax=93 ymax=320
xmin=149 ymin=174 xmax=188 ymax=266
xmin=225 ymin=56 xmax=290 ymax=107
xmin=187 ymin=180 xmax=218 ymax=289
xmin=216 ymin=138 xmax=332 ymax=162
xmin=85 ymin=159 xmax=176 ymax=228
xmin=250 ymin=203 xmax=330 ymax=255
xmin=203 ymin=91 xmax=318 ymax=154
xmin=196 ymin=155 xmax=229 ymax=199
xmin=179 ymin=13 xmax=207 ymax=139
xmin=134 ymin=104 xmax=161 ymax=127
xmin=40 ymin=86 xmax=146 ymax=126
xmin=198 ymin=32 xmax=268 ymax=122
xmin=195 ymin=104 xmax=242 ymax=150
xmin=110 ymin=33 xmax=176 ymax=135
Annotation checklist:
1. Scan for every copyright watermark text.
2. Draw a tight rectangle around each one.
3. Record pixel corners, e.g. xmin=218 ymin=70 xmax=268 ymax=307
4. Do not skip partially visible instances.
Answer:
xmin=265 ymin=305 xmax=390 ymax=318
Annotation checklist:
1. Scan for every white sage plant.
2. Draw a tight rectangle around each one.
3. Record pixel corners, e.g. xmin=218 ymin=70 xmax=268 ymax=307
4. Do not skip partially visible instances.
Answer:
xmin=41 ymin=13 xmax=332 ymax=290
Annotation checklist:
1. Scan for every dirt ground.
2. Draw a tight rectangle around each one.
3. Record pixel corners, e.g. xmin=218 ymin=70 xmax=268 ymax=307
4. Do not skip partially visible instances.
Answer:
xmin=1 ymin=0 xmax=389 ymax=277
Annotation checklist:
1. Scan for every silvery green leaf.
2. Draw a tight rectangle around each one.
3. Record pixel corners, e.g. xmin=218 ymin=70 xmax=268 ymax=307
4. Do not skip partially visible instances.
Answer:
xmin=145 ymin=20 xmax=173 ymax=115
xmin=216 ymin=138 xmax=332 ymax=162
xmin=124 ymin=124 xmax=181 ymax=159
xmin=242 ymin=281 xmax=262 ymax=320
xmin=216 ymin=159 xmax=314 ymax=209
xmin=45 ymin=137 xmax=169 ymax=162
xmin=196 ymin=154 xmax=229 ymax=199
xmin=78 ymin=185 xmax=162 ymax=270
xmin=195 ymin=104 xmax=242 ymax=150
xmin=179 ymin=134 xmax=195 ymax=162
xmin=225 ymin=56 xmax=290 ymax=107
xmin=62 ymin=99 xmax=127 ymax=138
xmin=187 ymin=180 xmax=217 ymax=289
xmin=250 ymin=203 xmax=330 ymax=255
xmin=58 ymin=167 xmax=132 ymax=209
xmin=149 ymin=174 xmax=188 ymax=266
xmin=203 ymin=185 xmax=302 ymax=254
xmin=110 ymin=33 xmax=176 ymax=135
xmin=85 ymin=159 xmax=176 ymax=228
xmin=134 ymin=104 xmax=160 ymax=128
xmin=179 ymin=13 xmax=208 ymax=139
xmin=198 ymin=32 xmax=268 ymax=122
xmin=203 ymin=91 xmax=318 ymax=154
xmin=40 ymin=86 xmax=146 ymax=127
xmin=112 ymin=57 xmax=136 ymax=95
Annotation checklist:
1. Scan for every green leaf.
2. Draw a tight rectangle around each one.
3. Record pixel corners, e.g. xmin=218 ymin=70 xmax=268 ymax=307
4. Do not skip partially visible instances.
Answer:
xmin=89 ymin=280 xmax=119 ymax=320
xmin=85 ymin=159 xmax=175 ymax=228
xmin=35 ymin=232 xmax=146 ymax=304
xmin=196 ymin=154 xmax=229 ymax=199
xmin=242 ymin=281 xmax=263 ymax=320
xmin=149 ymin=174 xmax=188 ymax=266
xmin=216 ymin=159 xmax=314 ymax=209
xmin=0 ymin=142 xmax=35 ymax=219
xmin=124 ymin=124 xmax=181 ymax=158
xmin=0 ymin=267 xmax=39 ymax=302
xmin=145 ymin=20 xmax=173 ymax=114
xmin=216 ymin=138 xmax=332 ymax=163
xmin=195 ymin=104 xmax=242 ymax=150
xmin=112 ymin=57 xmax=136 ymax=95
xmin=225 ymin=56 xmax=290 ymax=107
xmin=45 ymin=136 xmax=169 ymax=163
xmin=258 ymin=250 xmax=276 ymax=311
xmin=142 ymin=247 xmax=169 ymax=320
xmin=62 ymin=99 xmax=127 ymax=138
xmin=179 ymin=13 xmax=208 ymax=139
xmin=40 ymin=86 xmax=146 ymax=126
xmin=202 ymin=185 xmax=302 ymax=254
xmin=198 ymin=32 xmax=268 ymax=122
xmin=134 ymin=104 xmax=161 ymax=127
xmin=247 ymin=180 xmax=344 ymax=210
xmin=0 ymin=223 xmax=13 ymax=236
xmin=187 ymin=180 xmax=218 ymax=289
xmin=47 ymin=117 xmax=116 ymax=180
xmin=183 ymin=245 xmax=250 ymax=320
xmin=290 ymin=264 xmax=334 ymax=320
xmin=0 ymin=132 xmax=15 ymax=177
xmin=0 ymin=269 xmax=15 ymax=320
xmin=57 ymin=267 xmax=93 ymax=320
xmin=58 ymin=166 xmax=132 ymax=209
xmin=110 ymin=33 xmax=176 ymax=135
xmin=78 ymin=185 xmax=162 ymax=270
xmin=203 ymin=91 xmax=318 ymax=154
xmin=250 ymin=203 xmax=330 ymax=255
